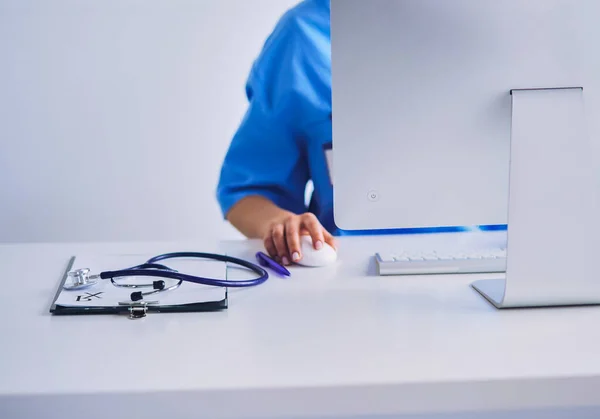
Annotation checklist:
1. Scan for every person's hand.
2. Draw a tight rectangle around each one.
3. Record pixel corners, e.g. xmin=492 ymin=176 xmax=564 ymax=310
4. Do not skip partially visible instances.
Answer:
xmin=262 ymin=212 xmax=337 ymax=265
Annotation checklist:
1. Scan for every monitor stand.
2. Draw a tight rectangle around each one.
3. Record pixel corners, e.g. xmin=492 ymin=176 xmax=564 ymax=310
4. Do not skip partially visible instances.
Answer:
xmin=471 ymin=87 xmax=600 ymax=309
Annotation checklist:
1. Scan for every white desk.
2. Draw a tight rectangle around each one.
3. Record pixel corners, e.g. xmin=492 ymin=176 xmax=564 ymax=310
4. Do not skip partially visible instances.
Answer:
xmin=1 ymin=231 xmax=600 ymax=419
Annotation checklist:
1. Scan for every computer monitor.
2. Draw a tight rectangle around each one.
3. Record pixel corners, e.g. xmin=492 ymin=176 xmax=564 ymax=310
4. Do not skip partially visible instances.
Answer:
xmin=331 ymin=0 xmax=600 ymax=231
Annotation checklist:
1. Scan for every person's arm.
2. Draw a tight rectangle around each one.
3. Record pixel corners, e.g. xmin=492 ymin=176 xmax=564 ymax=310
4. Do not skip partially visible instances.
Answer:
xmin=226 ymin=195 xmax=292 ymax=239
xmin=217 ymin=5 xmax=336 ymax=264
xmin=226 ymin=195 xmax=336 ymax=265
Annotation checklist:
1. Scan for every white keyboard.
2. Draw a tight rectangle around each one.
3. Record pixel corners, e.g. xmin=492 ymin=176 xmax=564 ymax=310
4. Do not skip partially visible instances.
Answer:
xmin=375 ymin=247 xmax=506 ymax=275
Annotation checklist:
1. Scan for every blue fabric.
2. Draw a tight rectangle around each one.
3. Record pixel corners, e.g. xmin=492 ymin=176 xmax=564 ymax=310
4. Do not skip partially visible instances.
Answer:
xmin=216 ymin=0 xmax=506 ymax=236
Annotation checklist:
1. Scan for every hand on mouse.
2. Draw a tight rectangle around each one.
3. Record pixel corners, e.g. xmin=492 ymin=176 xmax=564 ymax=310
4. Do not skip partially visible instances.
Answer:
xmin=262 ymin=212 xmax=337 ymax=266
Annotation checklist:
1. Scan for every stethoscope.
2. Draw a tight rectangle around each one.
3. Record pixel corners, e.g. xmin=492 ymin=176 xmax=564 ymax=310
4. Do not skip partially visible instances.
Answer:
xmin=64 ymin=252 xmax=269 ymax=301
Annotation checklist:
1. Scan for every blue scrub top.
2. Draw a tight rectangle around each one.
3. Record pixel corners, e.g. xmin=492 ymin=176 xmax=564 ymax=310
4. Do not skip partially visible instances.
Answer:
xmin=216 ymin=0 xmax=505 ymax=236
xmin=216 ymin=0 xmax=339 ymax=231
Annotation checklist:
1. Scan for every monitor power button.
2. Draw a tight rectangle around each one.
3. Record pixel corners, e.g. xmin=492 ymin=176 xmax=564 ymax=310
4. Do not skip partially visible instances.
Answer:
xmin=367 ymin=190 xmax=379 ymax=202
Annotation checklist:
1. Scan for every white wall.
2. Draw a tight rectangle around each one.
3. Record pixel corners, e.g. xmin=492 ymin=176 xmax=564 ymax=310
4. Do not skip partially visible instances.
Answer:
xmin=0 ymin=0 xmax=299 ymax=243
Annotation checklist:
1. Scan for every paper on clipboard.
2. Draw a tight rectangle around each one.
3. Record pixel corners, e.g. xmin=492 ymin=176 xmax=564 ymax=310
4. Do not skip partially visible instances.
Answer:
xmin=53 ymin=253 xmax=227 ymax=308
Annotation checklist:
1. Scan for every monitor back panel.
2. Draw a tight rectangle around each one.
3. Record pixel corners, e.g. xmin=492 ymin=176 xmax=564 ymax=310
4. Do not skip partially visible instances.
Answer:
xmin=331 ymin=0 xmax=599 ymax=230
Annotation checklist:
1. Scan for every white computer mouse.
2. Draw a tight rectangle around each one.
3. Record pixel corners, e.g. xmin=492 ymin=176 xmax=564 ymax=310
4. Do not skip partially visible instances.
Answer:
xmin=295 ymin=235 xmax=337 ymax=267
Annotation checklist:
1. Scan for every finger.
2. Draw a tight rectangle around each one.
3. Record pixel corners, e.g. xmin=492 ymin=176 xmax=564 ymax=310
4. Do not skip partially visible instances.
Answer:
xmin=323 ymin=229 xmax=338 ymax=250
xmin=285 ymin=217 xmax=302 ymax=262
xmin=263 ymin=236 xmax=277 ymax=260
xmin=301 ymin=213 xmax=325 ymax=250
xmin=271 ymin=223 xmax=290 ymax=265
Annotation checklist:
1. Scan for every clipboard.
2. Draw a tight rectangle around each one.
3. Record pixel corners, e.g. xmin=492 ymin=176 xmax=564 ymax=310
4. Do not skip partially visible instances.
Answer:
xmin=50 ymin=254 xmax=228 ymax=319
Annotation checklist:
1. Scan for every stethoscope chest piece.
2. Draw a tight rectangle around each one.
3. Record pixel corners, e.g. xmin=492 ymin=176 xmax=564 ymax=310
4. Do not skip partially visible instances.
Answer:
xmin=64 ymin=268 xmax=99 ymax=290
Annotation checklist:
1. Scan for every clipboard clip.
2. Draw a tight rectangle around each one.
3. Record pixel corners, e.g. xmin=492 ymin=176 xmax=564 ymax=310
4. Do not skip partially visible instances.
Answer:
xmin=118 ymin=300 xmax=159 ymax=320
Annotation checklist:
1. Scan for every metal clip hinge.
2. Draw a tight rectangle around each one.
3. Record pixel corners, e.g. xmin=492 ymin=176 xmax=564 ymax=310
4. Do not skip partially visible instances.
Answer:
xmin=128 ymin=305 xmax=148 ymax=319
xmin=118 ymin=300 xmax=158 ymax=319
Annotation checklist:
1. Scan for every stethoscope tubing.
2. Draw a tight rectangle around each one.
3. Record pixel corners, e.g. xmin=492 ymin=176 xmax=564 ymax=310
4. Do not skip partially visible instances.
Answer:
xmin=101 ymin=252 xmax=268 ymax=288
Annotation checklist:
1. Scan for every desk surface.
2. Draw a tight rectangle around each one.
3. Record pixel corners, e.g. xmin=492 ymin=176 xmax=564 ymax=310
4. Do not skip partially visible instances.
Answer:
xmin=2 ymin=231 xmax=600 ymax=419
